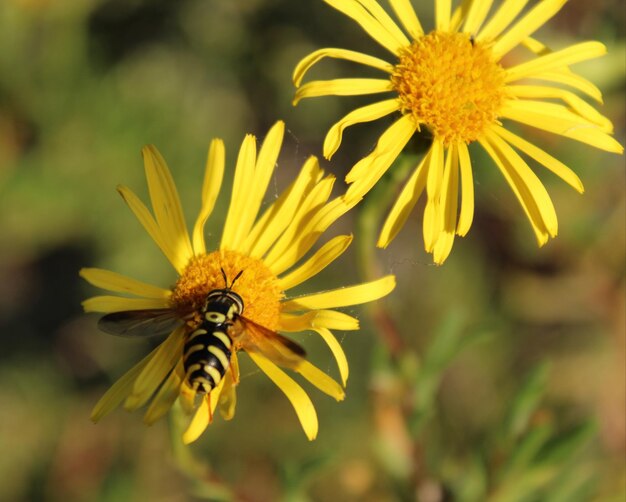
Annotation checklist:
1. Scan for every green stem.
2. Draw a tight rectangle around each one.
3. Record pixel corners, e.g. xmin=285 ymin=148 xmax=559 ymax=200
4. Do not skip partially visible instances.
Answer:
xmin=355 ymin=155 xmax=416 ymax=359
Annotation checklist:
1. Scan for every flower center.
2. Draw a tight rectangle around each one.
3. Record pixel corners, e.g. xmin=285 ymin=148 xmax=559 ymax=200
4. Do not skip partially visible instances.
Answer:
xmin=170 ymin=250 xmax=283 ymax=331
xmin=391 ymin=31 xmax=506 ymax=145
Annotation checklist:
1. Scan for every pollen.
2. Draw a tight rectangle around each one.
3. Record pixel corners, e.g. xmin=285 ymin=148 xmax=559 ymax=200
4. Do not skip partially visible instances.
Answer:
xmin=391 ymin=31 xmax=506 ymax=145
xmin=170 ymin=250 xmax=283 ymax=331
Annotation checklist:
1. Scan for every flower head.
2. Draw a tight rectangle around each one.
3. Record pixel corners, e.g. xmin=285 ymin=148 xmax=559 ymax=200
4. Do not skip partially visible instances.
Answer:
xmin=293 ymin=0 xmax=623 ymax=263
xmin=81 ymin=121 xmax=395 ymax=442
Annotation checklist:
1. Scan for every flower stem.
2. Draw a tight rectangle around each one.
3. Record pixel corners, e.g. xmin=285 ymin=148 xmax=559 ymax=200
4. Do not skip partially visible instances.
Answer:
xmin=355 ymin=154 xmax=415 ymax=358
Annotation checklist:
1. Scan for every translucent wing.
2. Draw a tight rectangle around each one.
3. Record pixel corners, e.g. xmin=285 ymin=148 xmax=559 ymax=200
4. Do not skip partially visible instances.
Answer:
xmin=232 ymin=316 xmax=306 ymax=370
xmin=98 ymin=309 xmax=183 ymax=337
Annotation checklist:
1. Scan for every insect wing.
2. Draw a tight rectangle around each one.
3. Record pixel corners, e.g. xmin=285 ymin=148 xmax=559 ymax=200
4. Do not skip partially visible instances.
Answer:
xmin=232 ymin=317 xmax=306 ymax=370
xmin=98 ymin=309 xmax=182 ymax=337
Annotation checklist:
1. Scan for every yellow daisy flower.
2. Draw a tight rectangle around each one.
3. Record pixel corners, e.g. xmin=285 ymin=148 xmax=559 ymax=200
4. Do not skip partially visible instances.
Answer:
xmin=80 ymin=121 xmax=395 ymax=443
xmin=293 ymin=0 xmax=623 ymax=263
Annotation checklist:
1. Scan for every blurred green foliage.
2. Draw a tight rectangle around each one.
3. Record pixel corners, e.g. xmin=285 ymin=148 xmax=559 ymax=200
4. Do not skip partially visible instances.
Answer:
xmin=0 ymin=0 xmax=624 ymax=501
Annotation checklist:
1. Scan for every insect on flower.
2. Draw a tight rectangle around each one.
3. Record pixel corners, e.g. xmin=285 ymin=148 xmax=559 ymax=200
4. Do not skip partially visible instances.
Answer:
xmin=97 ymin=268 xmax=307 ymax=398
xmin=81 ymin=121 xmax=395 ymax=443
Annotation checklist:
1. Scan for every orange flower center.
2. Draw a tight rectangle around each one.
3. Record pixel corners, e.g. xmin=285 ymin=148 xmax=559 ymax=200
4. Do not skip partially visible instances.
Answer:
xmin=391 ymin=31 xmax=506 ymax=145
xmin=170 ymin=250 xmax=283 ymax=331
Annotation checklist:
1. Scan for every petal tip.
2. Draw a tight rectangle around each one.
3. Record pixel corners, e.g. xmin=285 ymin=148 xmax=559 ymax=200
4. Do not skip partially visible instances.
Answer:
xmin=181 ymin=433 xmax=198 ymax=445
xmin=376 ymin=236 xmax=390 ymax=249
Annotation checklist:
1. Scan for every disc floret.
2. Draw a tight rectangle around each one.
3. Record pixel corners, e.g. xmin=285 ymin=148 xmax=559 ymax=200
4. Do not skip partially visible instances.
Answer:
xmin=391 ymin=31 xmax=507 ymax=145
xmin=171 ymin=250 xmax=283 ymax=331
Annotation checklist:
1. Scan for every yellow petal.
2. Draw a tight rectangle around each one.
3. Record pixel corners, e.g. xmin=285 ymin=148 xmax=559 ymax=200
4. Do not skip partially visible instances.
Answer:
xmin=125 ymin=327 xmax=185 ymax=410
xmin=218 ymin=369 xmax=238 ymax=421
xmin=178 ymin=381 xmax=197 ymax=416
xmin=116 ymin=185 xmax=182 ymax=272
xmin=343 ymin=154 xmax=385 ymax=202
xmin=248 ymin=352 xmax=318 ymax=440
xmin=480 ymin=133 xmax=553 ymax=246
xmin=520 ymin=36 xmax=551 ymax=56
xmin=142 ymin=145 xmax=193 ymax=269
xmin=281 ymin=197 xmax=357 ymax=274
xmin=182 ymin=379 xmax=226 ymax=444
xmin=456 ymin=141 xmax=474 ymax=236
xmin=500 ymin=100 xmax=623 ymax=153
xmin=477 ymin=0 xmax=530 ymax=42
xmin=426 ymin=138 xmax=445 ymax=199
xmin=267 ymin=196 xmax=355 ymax=277
xmin=433 ymin=145 xmax=459 ymax=265
xmin=295 ymin=359 xmax=345 ymax=400
xmin=323 ymin=99 xmax=400 ymax=160
xmin=244 ymin=156 xmax=322 ymax=257
xmin=353 ymin=0 xmax=410 ymax=45
xmin=281 ymin=275 xmax=395 ymax=312
xmin=491 ymin=0 xmax=568 ymax=58
xmin=293 ymin=78 xmax=393 ymax=106
xmin=239 ymin=122 xmax=285 ymax=249
xmin=79 ymin=268 xmax=171 ymax=299
xmin=487 ymin=129 xmax=558 ymax=236
xmin=462 ymin=0 xmax=493 ymax=35
xmin=529 ymin=69 xmax=603 ymax=104
xmin=344 ymin=114 xmax=417 ymax=203
xmin=448 ymin=1 xmax=469 ymax=32
xmin=491 ymin=124 xmax=584 ymax=193
xmin=317 ymin=311 xmax=359 ymax=331
xmin=323 ymin=0 xmax=407 ymax=54
xmin=423 ymin=140 xmax=445 ymax=253
xmin=519 ymin=37 xmax=603 ymax=103
xmin=82 ymin=295 xmax=168 ymax=313
xmin=435 ymin=0 xmax=451 ymax=30
xmin=143 ymin=362 xmax=183 ymax=425
xmin=192 ymin=139 xmax=225 ymax=255
xmin=506 ymin=85 xmax=612 ymax=131
xmin=293 ymin=48 xmax=392 ymax=87
xmin=230 ymin=352 xmax=240 ymax=385
xmin=264 ymin=176 xmax=337 ymax=272
xmin=313 ymin=310 xmax=360 ymax=330
xmin=377 ymin=152 xmax=429 ymax=248
xmin=279 ymin=312 xmax=320 ymax=332
xmin=221 ymin=133 xmax=257 ymax=250
xmin=313 ymin=327 xmax=349 ymax=386
xmin=277 ymin=235 xmax=353 ymax=291
xmin=388 ymin=0 xmax=423 ymax=38
xmin=90 ymin=347 xmax=158 ymax=422
xmin=182 ymin=397 xmax=210 ymax=444
xmin=505 ymin=41 xmax=607 ymax=83
xmin=279 ymin=310 xmax=360 ymax=332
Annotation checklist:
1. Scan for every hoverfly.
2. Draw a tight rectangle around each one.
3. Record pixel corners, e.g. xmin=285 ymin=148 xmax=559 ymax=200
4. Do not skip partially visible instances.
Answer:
xmin=98 ymin=270 xmax=305 ymax=394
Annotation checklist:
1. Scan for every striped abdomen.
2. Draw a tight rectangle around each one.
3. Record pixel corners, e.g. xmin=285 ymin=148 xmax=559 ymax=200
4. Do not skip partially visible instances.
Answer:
xmin=183 ymin=288 xmax=243 ymax=394
xmin=183 ymin=324 xmax=233 ymax=394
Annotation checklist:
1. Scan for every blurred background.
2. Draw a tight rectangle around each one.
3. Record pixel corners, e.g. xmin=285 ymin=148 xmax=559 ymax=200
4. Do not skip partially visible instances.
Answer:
xmin=0 ymin=0 xmax=624 ymax=501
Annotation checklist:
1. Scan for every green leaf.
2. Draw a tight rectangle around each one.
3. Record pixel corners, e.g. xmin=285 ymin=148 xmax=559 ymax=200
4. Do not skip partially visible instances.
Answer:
xmin=410 ymin=310 xmax=490 ymax=433
xmin=545 ymin=465 xmax=596 ymax=502
xmin=280 ymin=453 xmax=331 ymax=500
xmin=537 ymin=420 xmax=598 ymax=466
xmin=501 ymin=362 xmax=550 ymax=442
xmin=499 ymin=423 xmax=554 ymax=482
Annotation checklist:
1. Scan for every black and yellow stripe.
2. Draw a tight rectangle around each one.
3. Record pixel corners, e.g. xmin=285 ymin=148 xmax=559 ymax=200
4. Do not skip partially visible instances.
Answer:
xmin=182 ymin=287 xmax=243 ymax=394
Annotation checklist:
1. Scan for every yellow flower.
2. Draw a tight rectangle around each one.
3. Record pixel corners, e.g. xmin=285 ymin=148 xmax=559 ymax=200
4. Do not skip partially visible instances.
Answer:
xmin=80 ymin=121 xmax=395 ymax=443
xmin=293 ymin=0 xmax=623 ymax=264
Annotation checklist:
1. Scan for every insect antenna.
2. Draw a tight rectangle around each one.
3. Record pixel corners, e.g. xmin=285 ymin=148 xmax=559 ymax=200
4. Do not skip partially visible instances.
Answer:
xmin=220 ymin=267 xmax=244 ymax=290
xmin=230 ymin=270 xmax=244 ymax=289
